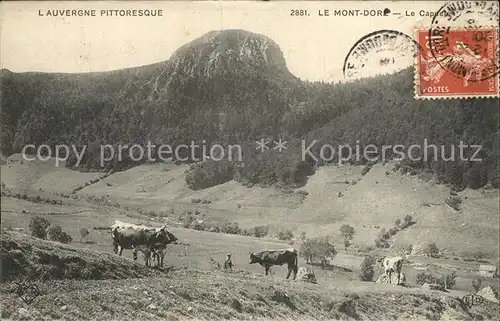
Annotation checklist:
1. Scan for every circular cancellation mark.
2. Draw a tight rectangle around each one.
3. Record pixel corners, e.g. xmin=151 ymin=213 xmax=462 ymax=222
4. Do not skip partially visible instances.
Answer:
xmin=428 ymin=0 xmax=500 ymax=83
xmin=343 ymin=29 xmax=422 ymax=80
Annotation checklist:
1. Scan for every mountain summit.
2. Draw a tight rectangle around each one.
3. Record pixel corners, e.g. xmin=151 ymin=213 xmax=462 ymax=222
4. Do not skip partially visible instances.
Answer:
xmin=0 ymin=29 xmax=498 ymax=191
xmin=165 ymin=29 xmax=293 ymax=80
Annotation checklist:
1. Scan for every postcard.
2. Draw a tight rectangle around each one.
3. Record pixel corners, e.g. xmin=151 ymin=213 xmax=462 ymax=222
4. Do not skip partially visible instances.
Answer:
xmin=1 ymin=1 xmax=499 ymax=320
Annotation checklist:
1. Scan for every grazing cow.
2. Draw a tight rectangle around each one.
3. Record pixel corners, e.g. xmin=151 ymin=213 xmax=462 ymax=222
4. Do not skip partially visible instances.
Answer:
xmin=111 ymin=221 xmax=176 ymax=267
xmin=249 ymin=249 xmax=298 ymax=280
xmin=381 ymin=256 xmax=404 ymax=285
xmin=111 ymin=220 xmax=148 ymax=254
xmin=150 ymin=230 xmax=178 ymax=267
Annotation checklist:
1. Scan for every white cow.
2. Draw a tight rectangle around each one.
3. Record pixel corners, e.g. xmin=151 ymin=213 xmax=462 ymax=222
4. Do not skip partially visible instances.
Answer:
xmin=111 ymin=220 xmax=148 ymax=231
xmin=382 ymin=256 xmax=404 ymax=285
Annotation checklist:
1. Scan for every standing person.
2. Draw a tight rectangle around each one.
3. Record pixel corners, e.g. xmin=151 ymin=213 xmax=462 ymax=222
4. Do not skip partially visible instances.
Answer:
xmin=224 ymin=254 xmax=233 ymax=270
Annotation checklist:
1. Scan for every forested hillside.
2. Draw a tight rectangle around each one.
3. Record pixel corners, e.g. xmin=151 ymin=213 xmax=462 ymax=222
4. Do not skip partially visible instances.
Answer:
xmin=1 ymin=29 xmax=498 ymax=190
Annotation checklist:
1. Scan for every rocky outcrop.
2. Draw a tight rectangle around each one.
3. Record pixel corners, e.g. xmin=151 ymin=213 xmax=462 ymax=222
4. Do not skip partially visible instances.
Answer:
xmin=165 ymin=29 xmax=292 ymax=80
xmin=421 ymin=283 xmax=442 ymax=291
xmin=296 ymin=267 xmax=317 ymax=284
xmin=477 ymin=286 xmax=499 ymax=303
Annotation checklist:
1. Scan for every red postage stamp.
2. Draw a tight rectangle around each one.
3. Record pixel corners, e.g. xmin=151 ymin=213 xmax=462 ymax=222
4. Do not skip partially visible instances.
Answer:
xmin=415 ymin=28 xmax=499 ymax=99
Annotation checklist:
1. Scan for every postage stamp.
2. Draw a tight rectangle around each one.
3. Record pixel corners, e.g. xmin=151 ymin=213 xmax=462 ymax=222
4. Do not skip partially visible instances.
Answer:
xmin=415 ymin=27 xmax=499 ymax=99
xmin=415 ymin=0 xmax=499 ymax=99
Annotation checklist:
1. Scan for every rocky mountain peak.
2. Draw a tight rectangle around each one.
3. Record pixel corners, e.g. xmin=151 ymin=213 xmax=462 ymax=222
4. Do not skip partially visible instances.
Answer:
xmin=166 ymin=29 xmax=291 ymax=79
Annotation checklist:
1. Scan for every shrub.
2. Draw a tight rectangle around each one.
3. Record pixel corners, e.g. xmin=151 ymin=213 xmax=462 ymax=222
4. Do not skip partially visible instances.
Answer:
xmin=300 ymin=237 xmax=337 ymax=265
xmin=299 ymin=231 xmax=307 ymax=244
xmin=182 ymin=217 xmax=195 ymax=228
xmin=471 ymin=278 xmax=482 ymax=293
xmin=400 ymin=215 xmax=415 ymax=229
xmin=79 ymin=228 xmax=89 ymax=243
xmin=235 ymin=144 xmax=315 ymax=187
xmin=179 ymin=211 xmax=196 ymax=228
xmin=276 ymin=229 xmax=294 ymax=240
xmin=208 ymin=225 xmax=220 ymax=233
xmin=388 ymin=227 xmax=399 ymax=236
xmin=185 ymin=160 xmax=234 ymax=190
xmin=377 ymin=228 xmax=391 ymax=240
xmin=423 ymin=243 xmax=439 ymax=258
xmin=394 ymin=219 xmax=401 ymax=226
xmin=219 ymin=221 xmax=241 ymax=235
xmin=472 ymin=251 xmax=487 ymax=262
xmin=359 ymin=255 xmax=377 ymax=281
xmin=446 ymin=196 xmax=462 ymax=210
xmin=464 ymin=166 xmax=488 ymax=190
xmin=397 ymin=244 xmax=413 ymax=256
xmin=191 ymin=198 xmax=201 ymax=204
xmin=28 ymin=216 xmax=51 ymax=239
xmin=47 ymin=225 xmax=72 ymax=244
xmin=374 ymin=238 xmax=389 ymax=248
xmin=416 ymin=271 xmax=456 ymax=290
xmin=441 ymin=271 xmax=457 ymax=290
xmin=340 ymin=224 xmax=355 ymax=251
xmin=189 ymin=220 xmax=207 ymax=231
xmin=251 ymin=225 xmax=269 ymax=238
xmin=416 ymin=271 xmax=437 ymax=286
xmin=239 ymin=228 xmax=251 ymax=236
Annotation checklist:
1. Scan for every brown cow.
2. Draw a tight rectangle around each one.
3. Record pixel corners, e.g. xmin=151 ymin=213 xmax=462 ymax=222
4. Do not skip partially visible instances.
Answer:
xmin=150 ymin=230 xmax=178 ymax=267
xmin=249 ymin=249 xmax=298 ymax=279
xmin=111 ymin=221 xmax=176 ymax=267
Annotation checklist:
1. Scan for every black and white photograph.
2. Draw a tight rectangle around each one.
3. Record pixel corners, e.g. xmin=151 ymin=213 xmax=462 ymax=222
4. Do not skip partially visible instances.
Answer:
xmin=0 ymin=1 xmax=499 ymax=320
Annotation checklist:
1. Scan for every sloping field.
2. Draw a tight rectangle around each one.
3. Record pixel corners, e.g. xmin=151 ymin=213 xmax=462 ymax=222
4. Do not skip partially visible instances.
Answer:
xmin=323 ymin=163 xmax=499 ymax=255
xmin=1 ymin=232 xmax=499 ymax=321
xmin=4 ymin=155 xmax=497 ymax=257
xmin=0 ymin=191 xmax=493 ymax=294
xmin=1 ymin=154 xmax=101 ymax=194
xmin=1 ymin=231 xmax=165 ymax=281
xmin=76 ymin=163 xmax=192 ymax=200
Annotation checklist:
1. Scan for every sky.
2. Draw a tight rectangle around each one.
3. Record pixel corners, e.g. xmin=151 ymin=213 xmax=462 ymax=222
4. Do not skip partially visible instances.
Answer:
xmin=0 ymin=1 xmax=479 ymax=82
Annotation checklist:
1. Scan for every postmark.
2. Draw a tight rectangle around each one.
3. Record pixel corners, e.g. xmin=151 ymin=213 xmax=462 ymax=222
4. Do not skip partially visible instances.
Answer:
xmin=430 ymin=1 xmax=499 ymax=31
xmin=428 ymin=1 xmax=500 ymax=83
xmin=415 ymin=28 xmax=499 ymax=99
xmin=343 ymin=29 xmax=421 ymax=80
